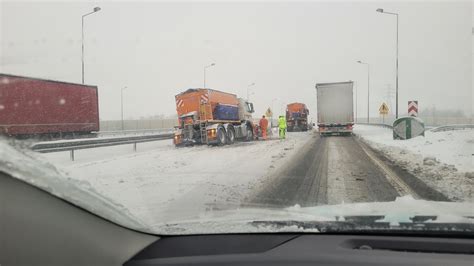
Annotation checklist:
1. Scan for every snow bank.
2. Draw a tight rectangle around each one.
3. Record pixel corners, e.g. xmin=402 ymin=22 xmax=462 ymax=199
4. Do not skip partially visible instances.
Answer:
xmin=42 ymin=132 xmax=315 ymax=225
xmin=354 ymin=125 xmax=473 ymax=202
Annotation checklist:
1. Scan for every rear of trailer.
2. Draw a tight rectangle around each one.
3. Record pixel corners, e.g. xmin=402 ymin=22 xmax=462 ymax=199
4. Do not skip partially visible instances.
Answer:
xmin=315 ymin=81 xmax=354 ymax=136
xmin=286 ymin=102 xmax=309 ymax=132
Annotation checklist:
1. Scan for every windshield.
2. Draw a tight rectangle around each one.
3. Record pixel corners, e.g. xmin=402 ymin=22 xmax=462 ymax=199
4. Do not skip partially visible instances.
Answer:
xmin=0 ymin=1 xmax=473 ymax=235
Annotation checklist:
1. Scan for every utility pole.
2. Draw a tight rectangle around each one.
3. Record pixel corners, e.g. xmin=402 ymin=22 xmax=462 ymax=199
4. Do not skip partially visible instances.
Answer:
xmin=357 ymin=60 xmax=370 ymax=123
xmin=247 ymin=82 xmax=255 ymax=101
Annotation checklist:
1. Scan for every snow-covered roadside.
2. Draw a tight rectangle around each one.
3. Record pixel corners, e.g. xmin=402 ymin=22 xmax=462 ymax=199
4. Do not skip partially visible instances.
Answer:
xmin=41 ymin=132 xmax=314 ymax=225
xmin=0 ymin=138 xmax=152 ymax=232
xmin=354 ymin=125 xmax=473 ymax=202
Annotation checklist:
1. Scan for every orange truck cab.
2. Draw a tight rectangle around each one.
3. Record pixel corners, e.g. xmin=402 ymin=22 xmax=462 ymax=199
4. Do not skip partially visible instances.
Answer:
xmin=174 ymin=88 xmax=255 ymax=146
xmin=286 ymin=103 xmax=309 ymax=132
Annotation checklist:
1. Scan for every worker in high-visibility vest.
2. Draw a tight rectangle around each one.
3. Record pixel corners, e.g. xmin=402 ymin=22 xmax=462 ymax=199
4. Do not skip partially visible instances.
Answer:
xmin=259 ymin=115 xmax=269 ymax=140
xmin=278 ymin=115 xmax=286 ymax=139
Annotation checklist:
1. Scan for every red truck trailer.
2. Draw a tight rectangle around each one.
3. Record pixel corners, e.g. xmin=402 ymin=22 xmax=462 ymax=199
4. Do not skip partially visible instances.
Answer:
xmin=0 ymin=73 xmax=99 ymax=138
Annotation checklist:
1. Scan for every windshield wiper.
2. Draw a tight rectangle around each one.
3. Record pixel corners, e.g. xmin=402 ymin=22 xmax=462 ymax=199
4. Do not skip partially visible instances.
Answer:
xmin=250 ymin=215 xmax=474 ymax=235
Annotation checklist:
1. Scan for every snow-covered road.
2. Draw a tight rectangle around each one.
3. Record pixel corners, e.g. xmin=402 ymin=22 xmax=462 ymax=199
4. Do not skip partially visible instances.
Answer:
xmin=354 ymin=125 xmax=473 ymax=202
xmin=42 ymin=132 xmax=314 ymax=224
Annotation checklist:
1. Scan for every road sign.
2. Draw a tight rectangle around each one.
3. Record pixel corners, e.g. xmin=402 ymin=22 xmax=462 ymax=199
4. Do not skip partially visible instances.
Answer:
xmin=393 ymin=116 xmax=425 ymax=140
xmin=265 ymin=108 xmax=273 ymax=117
xmin=379 ymin=102 xmax=389 ymax=115
xmin=408 ymin=101 xmax=418 ymax=117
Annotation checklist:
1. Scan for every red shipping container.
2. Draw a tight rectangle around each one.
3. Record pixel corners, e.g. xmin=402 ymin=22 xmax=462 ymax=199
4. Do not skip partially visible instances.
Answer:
xmin=0 ymin=73 xmax=99 ymax=136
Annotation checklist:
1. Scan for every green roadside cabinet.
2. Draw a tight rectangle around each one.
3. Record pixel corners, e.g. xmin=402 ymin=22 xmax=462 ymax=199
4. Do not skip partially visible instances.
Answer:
xmin=393 ymin=117 xmax=425 ymax=140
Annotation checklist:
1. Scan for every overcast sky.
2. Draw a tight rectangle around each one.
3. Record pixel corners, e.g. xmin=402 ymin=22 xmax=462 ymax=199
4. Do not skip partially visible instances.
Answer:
xmin=1 ymin=1 xmax=472 ymax=120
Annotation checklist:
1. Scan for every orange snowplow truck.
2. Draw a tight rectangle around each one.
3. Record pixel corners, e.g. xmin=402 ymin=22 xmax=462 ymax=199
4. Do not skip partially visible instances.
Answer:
xmin=286 ymin=103 xmax=309 ymax=132
xmin=174 ymin=88 xmax=256 ymax=146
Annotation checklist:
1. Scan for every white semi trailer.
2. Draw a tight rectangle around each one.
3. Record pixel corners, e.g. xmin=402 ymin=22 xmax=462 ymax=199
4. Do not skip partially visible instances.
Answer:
xmin=315 ymin=81 xmax=354 ymax=136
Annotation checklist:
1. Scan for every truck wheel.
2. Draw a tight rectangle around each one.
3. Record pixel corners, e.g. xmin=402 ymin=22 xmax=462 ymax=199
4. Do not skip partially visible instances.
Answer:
xmin=245 ymin=125 xmax=253 ymax=141
xmin=226 ymin=127 xmax=235 ymax=144
xmin=217 ymin=127 xmax=226 ymax=145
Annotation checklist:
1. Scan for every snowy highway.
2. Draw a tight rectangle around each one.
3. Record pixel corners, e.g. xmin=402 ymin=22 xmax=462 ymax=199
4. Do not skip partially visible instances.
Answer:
xmin=245 ymin=133 xmax=453 ymax=209
xmin=40 ymin=126 xmax=473 ymax=224
xmin=246 ymin=136 xmax=401 ymax=207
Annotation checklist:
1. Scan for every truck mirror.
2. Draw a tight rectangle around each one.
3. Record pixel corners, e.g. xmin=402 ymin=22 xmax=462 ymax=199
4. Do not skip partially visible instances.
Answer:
xmin=249 ymin=103 xmax=255 ymax=113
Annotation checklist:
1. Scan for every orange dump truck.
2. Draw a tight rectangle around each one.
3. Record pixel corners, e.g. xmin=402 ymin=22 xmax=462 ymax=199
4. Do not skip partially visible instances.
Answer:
xmin=174 ymin=88 xmax=256 ymax=146
xmin=286 ymin=103 xmax=309 ymax=132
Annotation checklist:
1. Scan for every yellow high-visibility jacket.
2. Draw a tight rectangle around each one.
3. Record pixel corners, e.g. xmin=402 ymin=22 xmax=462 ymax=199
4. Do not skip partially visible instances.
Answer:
xmin=278 ymin=117 xmax=287 ymax=129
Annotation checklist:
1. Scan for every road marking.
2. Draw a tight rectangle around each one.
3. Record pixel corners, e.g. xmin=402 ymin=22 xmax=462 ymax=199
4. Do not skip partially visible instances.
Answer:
xmin=358 ymin=140 xmax=420 ymax=199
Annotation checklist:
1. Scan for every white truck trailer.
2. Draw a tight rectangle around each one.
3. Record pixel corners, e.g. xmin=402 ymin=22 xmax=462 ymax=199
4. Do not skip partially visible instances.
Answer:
xmin=315 ymin=81 xmax=354 ymax=136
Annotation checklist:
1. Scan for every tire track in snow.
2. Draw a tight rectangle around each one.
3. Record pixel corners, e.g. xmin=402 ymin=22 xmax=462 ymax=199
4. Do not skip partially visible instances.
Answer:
xmin=244 ymin=135 xmax=401 ymax=208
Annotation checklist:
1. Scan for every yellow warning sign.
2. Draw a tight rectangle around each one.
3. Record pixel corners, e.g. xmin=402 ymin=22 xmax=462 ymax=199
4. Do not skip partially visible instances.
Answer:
xmin=265 ymin=108 xmax=273 ymax=117
xmin=379 ymin=103 xmax=389 ymax=115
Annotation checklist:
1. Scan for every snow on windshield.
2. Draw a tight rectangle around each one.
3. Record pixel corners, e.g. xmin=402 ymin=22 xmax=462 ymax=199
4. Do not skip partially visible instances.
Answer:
xmin=0 ymin=138 xmax=152 ymax=233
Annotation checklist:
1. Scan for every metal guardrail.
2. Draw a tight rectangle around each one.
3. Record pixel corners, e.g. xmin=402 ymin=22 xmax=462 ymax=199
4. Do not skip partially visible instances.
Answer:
xmin=356 ymin=123 xmax=473 ymax=132
xmin=355 ymin=123 xmax=393 ymax=129
xmin=430 ymin=124 xmax=474 ymax=132
xmin=97 ymin=128 xmax=174 ymax=137
xmin=31 ymin=133 xmax=174 ymax=161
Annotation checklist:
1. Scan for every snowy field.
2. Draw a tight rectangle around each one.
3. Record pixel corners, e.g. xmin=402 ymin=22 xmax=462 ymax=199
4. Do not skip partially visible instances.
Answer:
xmin=41 ymin=131 xmax=315 ymax=225
xmin=354 ymin=125 xmax=473 ymax=202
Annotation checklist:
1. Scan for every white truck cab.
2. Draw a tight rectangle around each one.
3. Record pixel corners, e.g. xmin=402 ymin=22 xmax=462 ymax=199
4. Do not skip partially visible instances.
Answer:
xmin=238 ymin=98 xmax=255 ymax=121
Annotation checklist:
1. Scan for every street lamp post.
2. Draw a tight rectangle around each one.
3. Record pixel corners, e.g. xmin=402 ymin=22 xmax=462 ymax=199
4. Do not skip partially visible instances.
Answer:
xmin=81 ymin=6 xmax=101 ymax=84
xmin=357 ymin=60 xmax=370 ymax=123
xmin=376 ymin=8 xmax=399 ymax=119
xmin=247 ymin=82 xmax=255 ymax=101
xmin=203 ymin=63 xmax=215 ymax=88
xmin=121 ymin=86 xmax=127 ymax=131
